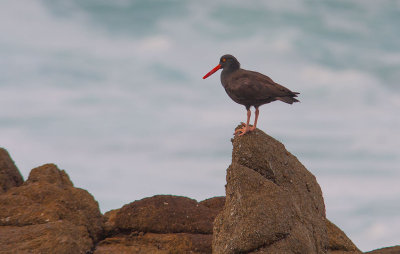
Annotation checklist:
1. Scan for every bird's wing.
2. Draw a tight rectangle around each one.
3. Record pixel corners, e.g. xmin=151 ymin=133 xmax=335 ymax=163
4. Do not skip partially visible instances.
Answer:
xmin=226 ymin=70 xmax=297 ymax=101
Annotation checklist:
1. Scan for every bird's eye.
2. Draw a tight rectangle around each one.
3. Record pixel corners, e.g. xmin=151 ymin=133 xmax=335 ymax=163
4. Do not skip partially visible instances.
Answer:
xmin=222 ymin=58 xmax=226 ymax=62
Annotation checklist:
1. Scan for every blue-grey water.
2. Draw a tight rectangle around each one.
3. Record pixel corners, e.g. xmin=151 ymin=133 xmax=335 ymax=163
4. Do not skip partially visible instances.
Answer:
xmin=1 ymin=0 xmax=399 ymax=251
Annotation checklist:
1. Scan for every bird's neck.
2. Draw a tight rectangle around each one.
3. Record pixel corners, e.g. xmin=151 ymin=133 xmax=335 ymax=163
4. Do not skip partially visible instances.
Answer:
xmin=225 ymin=61 xmax=240 ymax=72
xmin=221 ymin=65 xmax=240 ymax=88
xmin=221 ymin=63 xmax=240 ymax=77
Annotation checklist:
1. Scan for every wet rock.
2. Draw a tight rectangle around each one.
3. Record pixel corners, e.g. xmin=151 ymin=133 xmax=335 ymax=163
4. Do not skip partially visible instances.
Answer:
xmin=0 ymin=148 xmax=23 ymax=193
xmin=213 ymin=128 xmax=328 ymax=254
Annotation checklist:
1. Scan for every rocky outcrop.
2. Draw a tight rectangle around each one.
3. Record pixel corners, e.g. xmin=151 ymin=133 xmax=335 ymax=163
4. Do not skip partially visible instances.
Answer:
xmin=0 ymin=221 xmax=92 ymax=254
xmin=326 ymin=219 xmax=361 ymax=254
xmin=213 ymin=128 xmax=328 ymax=253
xmin=0 ymin=163 xmax=103 ymax=254
xmin=94 ymin=232 xmax=212 ymax=254
xmin=0 ymin=130 xmax=397 ymax=254
xmin=199 ymin=196 xmax=226 ymax=211
xmin=95 ymin=195 xmax=224 ymax=253
xmin=0 ymin=148 xmax=23 ymax=193
xmin=365 ymin=246 xmax=400 ymax=254
xmin=115 ymin=195 xmax=217 ymax=234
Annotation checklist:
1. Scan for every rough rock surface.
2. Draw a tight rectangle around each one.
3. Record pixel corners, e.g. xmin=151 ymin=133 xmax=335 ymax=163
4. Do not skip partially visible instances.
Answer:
xmin=1 ymin=134 xmax=396 ymax=253
xmin=95 ymin=195 xmax=224 ymax=254
xmin=213 ymin=128 xmax=328 ymax=254
xmin=0 ymin=148 xmax=23 ymax=193
xmin=365 ymin=246 xmax=400 ymax=254
xmin=326 ymin=219 xmax=361 ymax=254
xmin=95 ymin=233 xmax=212 ymax=254
xmin=115 ymin=195 xmax=217 ymax=234
xmin=103 ymin=208 xmax=120 ymax=235
xmin=0 ymin=221 xmax=92 ymax=254
xmin=199 ymin=196 xmax=226 ymax=211
xmin=0 ymin=163 xmax=103 ymax=254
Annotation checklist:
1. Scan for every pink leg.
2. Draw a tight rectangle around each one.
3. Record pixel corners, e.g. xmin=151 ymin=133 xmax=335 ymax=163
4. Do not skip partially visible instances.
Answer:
xmin=250 ymin=107 xmax=259 ymax=131
xmin=234 ymin=109 xmax=251 ymax=136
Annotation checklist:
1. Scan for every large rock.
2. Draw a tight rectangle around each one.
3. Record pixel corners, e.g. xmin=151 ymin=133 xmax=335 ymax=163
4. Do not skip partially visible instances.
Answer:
xmin=199 ymin=196 xmax=226 ymax=211
xmin=95 ymin=233 xmax=212 ymax=254
xmin=326 ymin=219 xmax=361 ymax=254
xmin=115 ymin=195 xmax=217 ymax=234
xmin=365 ymin=246 xmax=400 ymax=254
xmin=0 ymin=148 xmax=23 ymax=193
xmin=0 ymin=163 xmax=103 ymax=253
xmin=96 ymin=195 xmax=224 ymax=254
xmin=213 ymin=128 xmax=328 ymax=254
xmin=0 ymin=221 xmax=92 ymax=254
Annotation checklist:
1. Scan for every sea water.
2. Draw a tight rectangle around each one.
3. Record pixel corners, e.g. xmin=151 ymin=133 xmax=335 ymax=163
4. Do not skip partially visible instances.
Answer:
xmin=0 ymin=0 xmax=399 ymax=251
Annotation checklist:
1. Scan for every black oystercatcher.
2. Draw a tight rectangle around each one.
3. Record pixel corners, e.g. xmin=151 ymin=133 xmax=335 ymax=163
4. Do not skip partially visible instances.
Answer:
xmin=203 ymin=54 xmax=299 ymax=136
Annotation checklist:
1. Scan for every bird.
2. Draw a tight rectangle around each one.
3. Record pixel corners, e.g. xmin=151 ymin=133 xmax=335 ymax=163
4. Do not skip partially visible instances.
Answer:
xmin=203 ymin=54 xmax=299 ymax=136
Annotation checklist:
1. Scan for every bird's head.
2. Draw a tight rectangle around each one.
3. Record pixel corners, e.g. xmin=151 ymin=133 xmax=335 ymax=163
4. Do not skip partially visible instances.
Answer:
xmin=203 ymin=54 xmax=240 ymax=79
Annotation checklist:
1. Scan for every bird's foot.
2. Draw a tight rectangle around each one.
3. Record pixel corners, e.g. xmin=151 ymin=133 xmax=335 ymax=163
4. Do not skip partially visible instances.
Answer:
xmin=234 ymin=123 xmax=253 ymax=136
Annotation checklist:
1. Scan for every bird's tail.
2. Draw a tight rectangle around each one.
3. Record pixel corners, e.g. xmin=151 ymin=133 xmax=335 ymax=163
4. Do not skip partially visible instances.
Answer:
xmin=277 ymin=92 xmax=300 ymax=104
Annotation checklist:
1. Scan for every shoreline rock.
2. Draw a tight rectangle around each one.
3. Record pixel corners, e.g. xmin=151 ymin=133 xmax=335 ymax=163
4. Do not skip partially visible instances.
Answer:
xmin=0 ymin=148 xmax=23 ymax=193
xmin=213 ymin=128 xmax=328 ymax=253
xmin=95 ymin=195 xmax=224 ymax=253
xmin=0 ymin=162 xmax=103 ymax=253
xmin=365 ymin=246 xmax=400 ymax=254
xmin=0 ymin=132 xmax=398 ymax=254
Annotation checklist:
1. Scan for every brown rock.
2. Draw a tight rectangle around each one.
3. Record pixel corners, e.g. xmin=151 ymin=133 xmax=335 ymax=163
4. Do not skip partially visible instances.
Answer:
xmin=103 ymin=208 xmax=119 ymax=235
xmin=0 ymin=221 xmax=92 ymax=254
xmin=0 ymin=148 xmax=23 ymax=193
xmin=94 ymin=233 xmax=212 ymax=254
xmin=365 ymin=246 xmax=400 ymax=254
xmin=115 ymin=195 xmax=216 ymax=234
xmin=326 ymin=219 xmax=361 ymax=254
xmin=199 ymin=196 xmax=225 ymax=212
xmin=26 ymin=163 xmax=73 ymax=187
xmin=98 ymin=195 xmax=221 ymax=253
xmin=0 ymin=163 xmax=103 ymax=253
xmin=213 ymin=128 xmax=328 ymax=254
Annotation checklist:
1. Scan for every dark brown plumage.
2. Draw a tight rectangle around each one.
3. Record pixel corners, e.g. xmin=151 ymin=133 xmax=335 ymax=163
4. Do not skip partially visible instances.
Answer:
xmin=203 ymin=54 xmax=299 ymax=135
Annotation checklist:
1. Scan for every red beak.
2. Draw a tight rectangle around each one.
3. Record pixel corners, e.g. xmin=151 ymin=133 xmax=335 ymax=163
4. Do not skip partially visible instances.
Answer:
xmin=203 ymin=64 xmax=222 ymax=79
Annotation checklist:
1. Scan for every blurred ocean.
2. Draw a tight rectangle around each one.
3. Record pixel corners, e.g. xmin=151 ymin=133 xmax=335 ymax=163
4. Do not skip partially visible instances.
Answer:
xmin=0 ymin=0 xmax=399 ymax=251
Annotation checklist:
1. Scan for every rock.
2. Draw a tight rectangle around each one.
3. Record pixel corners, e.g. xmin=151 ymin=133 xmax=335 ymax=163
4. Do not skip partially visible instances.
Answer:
xmin=103 ymin=208 xmax=119 ymax=235
xmin=1 ymin=133 xmax=385 ymax=254
xmin=0 ymin=221 xmax=92 ymax=254
xmin=0 ymin=148 xmax=23 ymax=193
xmin=213 ymin=128 xmax=328 ymax=254
xmin=326 ymin=219 xmax=361 ymax=254
xmin=94 ymin=233 xmax=212 ymax=254
xmin=0 ymin=163 xmax=103 ymax=253
xmin=365 ymin=246 xmax=400 ymax=254
xmin=115 ymin=195 xmax=217 ymax=234
xmin=96 ymin=195 xmax=222 ymax=253
xmin=26 ymin=163 xmax=73 ymax=187
xmin=199 ymin=196 xmax=226 ymax=211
